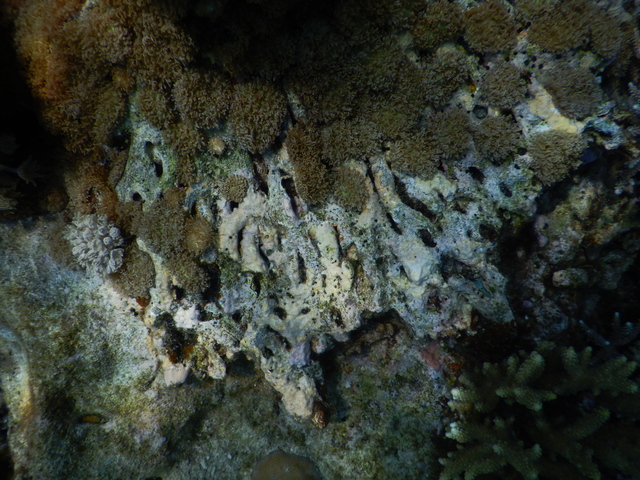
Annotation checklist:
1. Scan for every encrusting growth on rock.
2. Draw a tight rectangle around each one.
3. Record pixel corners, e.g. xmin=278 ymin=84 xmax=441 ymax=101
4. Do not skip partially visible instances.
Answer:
xmin=220 ymin=175 xmax=249 ymax=203
xmin=528 ymin=131 xmax=587 ymax=185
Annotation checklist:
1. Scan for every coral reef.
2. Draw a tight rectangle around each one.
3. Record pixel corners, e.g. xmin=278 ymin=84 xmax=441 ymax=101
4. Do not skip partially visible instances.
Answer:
xmin=0 ymin=0 xmax=639 ymax=478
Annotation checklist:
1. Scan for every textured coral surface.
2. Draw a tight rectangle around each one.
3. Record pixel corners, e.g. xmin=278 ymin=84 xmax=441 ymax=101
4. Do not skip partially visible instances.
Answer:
xmin=0 ymin=0 xmax=639 ymax=478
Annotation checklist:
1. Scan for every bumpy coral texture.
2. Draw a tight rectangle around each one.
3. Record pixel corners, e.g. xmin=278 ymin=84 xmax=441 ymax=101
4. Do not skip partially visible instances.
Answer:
xmin=230 ymin=80 xmax=287 ymax=153
xmin=480 ymin=62 xmax=528 ymax=109
xmin=220 ymin=175 xmax=249 ymax=203
xmin=474 ymin=114 xmax=522 ymax=163
xmin=332 ymin=166 xmax=369 ymax=213
xmin=464 ymin=0 xmax=517 ymax=54
xmin=540 ymin=65 xmax=602 ymax=120
xmin=527 ymin=0 xmax=621 ymax=56
xmin=411 ymin=1 xmax=464 ymax=52
xmin=65 ymin=213 xmax=124 ymax=274
xmin=528 ymin=131 xmax=587 ymax=184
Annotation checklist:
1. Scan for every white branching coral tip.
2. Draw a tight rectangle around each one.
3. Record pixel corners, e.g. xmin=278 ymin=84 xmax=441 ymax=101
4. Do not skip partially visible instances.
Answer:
xmin=65 ymin=214 xmax=125 ymax=275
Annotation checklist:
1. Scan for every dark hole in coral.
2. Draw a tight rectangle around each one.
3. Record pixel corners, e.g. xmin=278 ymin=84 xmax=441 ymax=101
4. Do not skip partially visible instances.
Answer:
xmin=164 ymin=324 xmax=197 ymax=363
xmin=237 ymin=227 xmax=244 ymax=255
xmin=453 ymin=202 xmax=467 ymax=214
xmin=188 ymin=199 xmax=197 ymax=216
xmin=398 ymin=264 xmax=408 ymax=279
xmin=132 ymin=192 xmax=142 ymax=201
xmin=472 ymin=105 xmax=488 ymax=119
xmin=393 ymin=175 xmax=438 ymax=222
xmin=251 ymin=274 xmax=261 ymax=296
xmin=152 ymin=160 xmax=163 ymax=177
xmin=441 ymin=255 xmax=476 ymax=282
xmin=261 ymin=346 xmax=275 ymax=359
xmin=479 ymin=223 xmax=498 ymax=241
xmin=274 ymin=306 xmax=287 ymax=320
xmin=112 ymin=131 xmax=130 ymax=151
xmin=342 ymin=309 xmax=407 ymax=357
xmin=418 ymin=228 xmax=437 ymax=248
xmin=386 ymin=212 xmax=403 ymax=234
xmin=517 ymin=147 xmax=527 ymax=155
xmin=228 ymin=200 xmax=239 ymax=211
xmin=231 ymin=311 xmax=242 ymax=324
xmin=0 ymin=396 xmax=14 ymax=480
xmin=252 ymin=154 xmax=269 ymax=196
xmin=281 ymin=177 xmax=299 ymax=215
xmin=331 ymin=308 xmax=344 ymax=328
xmin=467 ymin=166 xmax=485 ymax=182
xmin=499 ymin=182 xmax=513 ymax=197
xmin=365 ymin=161 xmax=379 ymax=194
xmin=172 ymin=285 xmax=186 ymax=301
xmin=301 ymin=307 xmax=310 ymax=315
xmin=297 ymin=252 xmax=307 ymax=283
xmin=257 ymin=240 xmax=271 ymax=271
xmin=263 ymin=325 xmax=291 ymax=352
xmin=153 ymin=312 xmax=174 ymax=329
xmin=227 ymin=352 xmax=256 ymax=378
xmin=201 ymin=264 xmax=221 ymax=304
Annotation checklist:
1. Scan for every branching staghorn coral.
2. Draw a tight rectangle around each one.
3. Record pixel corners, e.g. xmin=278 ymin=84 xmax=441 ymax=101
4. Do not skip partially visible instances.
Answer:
xmin=441 ymin=343 xmax=640 ymax=480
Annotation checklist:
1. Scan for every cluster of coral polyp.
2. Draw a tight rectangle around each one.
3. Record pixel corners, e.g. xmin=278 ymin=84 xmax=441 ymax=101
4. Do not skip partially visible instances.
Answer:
xmin=3 ymin=0 xmax=639 ymax=426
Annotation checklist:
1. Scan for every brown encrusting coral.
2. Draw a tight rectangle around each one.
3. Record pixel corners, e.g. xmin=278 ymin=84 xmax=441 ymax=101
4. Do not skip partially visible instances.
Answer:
xmin=220 ymin=175 xmax=249 ymax=203
xmin=427 ymin=106 xmax=473 ymax=162
xmin=480 ymin=62 xmax=528 ymax=110
xmin=111 ymin=244 xmax=155 ymax=299
xmin=387 ymin=133 xmax=441 ymax=180
xmin=331 ymin=166 xmax=369 ymax=213
xmin=230 ymin=81 xmax=287 ymax=154
xmin=172 ymin=69 xmax=231 ymax=129
xmin=527 ymin=0 xmax=624 ymax=57
xmin=411 ymin=1 xmax=464 ymax=52
xmin=474 ymin=114 xmax=522 ymax=163
xmin=321 ymin=119 xmax=379 ymax=167
xmin=528 ymin=130 xmax=587 ymax=184
xmin=464 ymin=0 xmax=518 ymax=54
xmin=540 ymin=65 xmax=602 ymax=120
